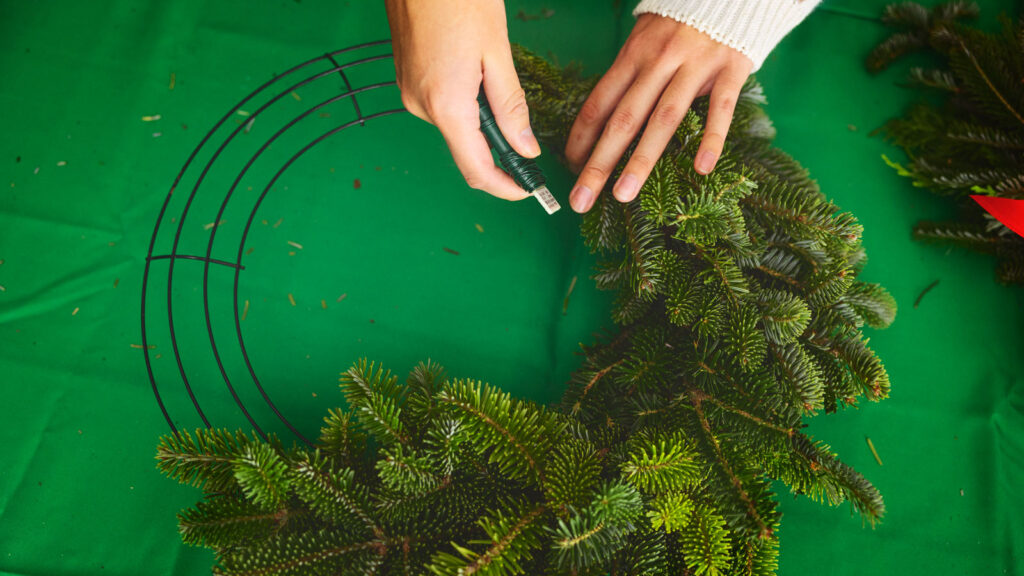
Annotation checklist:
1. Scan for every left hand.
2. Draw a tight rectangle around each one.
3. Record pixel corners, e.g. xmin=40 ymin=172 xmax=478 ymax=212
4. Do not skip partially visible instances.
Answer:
xmin=565 ymin=14 xmax=754 ymax=213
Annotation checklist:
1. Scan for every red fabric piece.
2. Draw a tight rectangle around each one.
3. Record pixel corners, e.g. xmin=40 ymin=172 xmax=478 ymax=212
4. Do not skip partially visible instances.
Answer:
xmin=971 ymin=195 xmax=1024 ymax=238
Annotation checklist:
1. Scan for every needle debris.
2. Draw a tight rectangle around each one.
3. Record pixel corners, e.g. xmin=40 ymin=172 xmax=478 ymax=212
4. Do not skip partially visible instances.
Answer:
xmin=914 ymin=279 xmax=940 ymax=309
xmin=866 ymin=437 xmax=883 ymax=466
xmin=562 ymin=275 xmax=578 ymax=315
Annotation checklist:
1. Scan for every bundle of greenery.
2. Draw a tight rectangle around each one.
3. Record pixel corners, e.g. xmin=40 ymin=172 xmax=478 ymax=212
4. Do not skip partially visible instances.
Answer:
xmin=156 ymin=46 xmax=896 ymax=576
xmin=869 ymin=1 xmax=1024 ymax=284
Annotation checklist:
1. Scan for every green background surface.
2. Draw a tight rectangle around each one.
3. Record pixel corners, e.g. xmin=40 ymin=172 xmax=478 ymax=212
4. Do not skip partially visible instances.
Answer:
xmin=1 ymin=0 xmax=1021 ymax=574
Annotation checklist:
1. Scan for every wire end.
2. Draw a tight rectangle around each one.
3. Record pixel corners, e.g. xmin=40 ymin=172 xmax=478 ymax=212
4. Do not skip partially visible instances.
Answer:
xmin=532 ymin=186 xmax=560 ymax=215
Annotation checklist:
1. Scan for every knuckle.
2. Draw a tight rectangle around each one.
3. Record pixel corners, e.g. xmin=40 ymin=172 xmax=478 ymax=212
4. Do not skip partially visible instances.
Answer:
xmin=399 ymin=90 xmax=420 ymax=112
xmin=606 ymin=109 xmax=639 ymax=135
xmin=714 ymin=94 xmax=736 ymax=114
xmin=703 ymin=131 xmax=727 ymax=150
xmin=500 ymin=89 xmax=530 ymax=119
xmin=581 ymin=163 xmax=610 ymax=183
xmin=652 ymin=103 xmax=684 ymax=128
xmin=628 ymin=151 xmax=657 ymax=172
xmin=661 ymin=36 xmax=687 ymax=60
xmin=577 ymin=99 xmax=603 ymax=125
xmin=423 ymin=87 xmax=460 ymax=120
xmin=463 ymin=172 xmax=487 ymax=190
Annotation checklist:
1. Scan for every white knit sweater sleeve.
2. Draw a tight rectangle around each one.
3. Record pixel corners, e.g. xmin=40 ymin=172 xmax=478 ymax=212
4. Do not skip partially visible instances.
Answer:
xmin=632 ymin=0 xmax=820 ymax=71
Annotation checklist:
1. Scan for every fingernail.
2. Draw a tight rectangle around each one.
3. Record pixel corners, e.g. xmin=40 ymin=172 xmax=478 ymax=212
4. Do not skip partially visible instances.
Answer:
xmin=570 ymin=185 xmax=594 ymax=213
xmin=613 ymin=173 xmax=639 ymax=202
xmin=520 ymin=127 xmax=541 ymax=157
xmin=695 ymin=151 xmax=716 ymax=174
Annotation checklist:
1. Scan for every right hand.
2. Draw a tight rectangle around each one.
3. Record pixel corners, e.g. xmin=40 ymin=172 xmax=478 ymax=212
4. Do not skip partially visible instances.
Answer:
xmin=385 ymin=0 xmax=540 ymax=201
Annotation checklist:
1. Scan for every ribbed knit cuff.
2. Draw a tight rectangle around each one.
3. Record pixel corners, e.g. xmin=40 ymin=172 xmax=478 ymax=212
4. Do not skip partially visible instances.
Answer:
xmin=632 ymin=0 xmax=819 ymax=71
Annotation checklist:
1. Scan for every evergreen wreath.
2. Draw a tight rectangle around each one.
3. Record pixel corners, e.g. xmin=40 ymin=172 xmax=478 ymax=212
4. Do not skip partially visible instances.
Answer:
xmin=156 ymin=47 xmax=896 ymax=576
xmin=868 ymin=1 xmax=1024 ymax=284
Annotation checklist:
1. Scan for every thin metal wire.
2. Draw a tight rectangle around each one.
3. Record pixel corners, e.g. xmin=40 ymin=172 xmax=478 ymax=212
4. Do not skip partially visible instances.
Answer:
xmin=166 ymin=54 xmax=393 ymax=442
xmin=141 ymin=40 xmax=402 ymax=440
xmin=229 ymin=107 xmax=405 ymax=447
xmin=147 ymin=254 xmax=244 ymax=270
xmin=203 ymin=81 xmax=398 ymax=446
xmin=325 ymin=53 xmax=366 ymax=126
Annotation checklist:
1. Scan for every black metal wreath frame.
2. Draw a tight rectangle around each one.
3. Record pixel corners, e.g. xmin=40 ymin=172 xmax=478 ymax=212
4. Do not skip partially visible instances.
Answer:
xmin=141 ymin=40 xmax=406 ymax=448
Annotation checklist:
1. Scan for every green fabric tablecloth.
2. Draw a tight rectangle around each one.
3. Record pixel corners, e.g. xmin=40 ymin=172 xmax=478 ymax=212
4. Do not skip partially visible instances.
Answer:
xmin=1 ymin=1 xmax=1021 ymax=574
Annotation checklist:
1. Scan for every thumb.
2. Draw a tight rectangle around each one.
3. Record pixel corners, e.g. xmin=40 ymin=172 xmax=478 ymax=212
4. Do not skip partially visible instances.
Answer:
xmin=481 ymin=49 xmax=542 ymax=158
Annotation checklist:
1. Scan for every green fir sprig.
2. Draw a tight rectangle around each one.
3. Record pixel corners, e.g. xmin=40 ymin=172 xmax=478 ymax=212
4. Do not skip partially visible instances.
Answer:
xmin=869 ymin=1 xmax=1024 ymax=284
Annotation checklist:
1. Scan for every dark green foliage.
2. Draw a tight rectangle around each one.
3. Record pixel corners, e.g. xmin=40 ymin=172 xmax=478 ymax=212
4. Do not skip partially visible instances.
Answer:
xmin=157 ymin=48 xmax=896 ymax=575
xmin=870 ymin=1 xmax=1024 ymax=283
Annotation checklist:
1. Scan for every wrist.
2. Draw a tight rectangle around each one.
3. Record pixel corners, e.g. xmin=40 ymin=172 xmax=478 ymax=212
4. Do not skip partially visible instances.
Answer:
xmin=633 ymin=0 xmax=819 ymax=71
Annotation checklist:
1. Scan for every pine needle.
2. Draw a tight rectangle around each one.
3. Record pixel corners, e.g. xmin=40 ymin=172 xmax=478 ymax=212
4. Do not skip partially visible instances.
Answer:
xmin=288 ymin=293 xmax=296 ymax=306
xmin=242 ymin=299 xmax=250 ymax=321
xmin=914 ymin=279 xmax=940 ymax=308
xmin=130 ymin=344 xmax=156 ymax=349
xmin=169 ymin=73 xmax=176 ymax=90
xmin=443 ymin=247 xmax=460 ymax=255
xmin=866 ymin=437 xmax=883 ymax=466
xmin=562 ymin=275 xmax=578 ymax=315
xmin=287 ymin=240 xmax=303 ymax=250
xmin=291 ymin=91 xmax=301 ymax=101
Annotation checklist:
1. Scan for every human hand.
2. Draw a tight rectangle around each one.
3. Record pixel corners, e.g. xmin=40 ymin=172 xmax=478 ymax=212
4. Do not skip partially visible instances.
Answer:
xmin=565 ymin=14 xmax=754 ymax=213
xmin=385 ymin=0 xmax=539 ymax=201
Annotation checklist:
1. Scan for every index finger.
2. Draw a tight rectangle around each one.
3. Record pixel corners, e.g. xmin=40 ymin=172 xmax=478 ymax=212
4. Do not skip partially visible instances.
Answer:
xmin=435 ymin=105 xmax=531 ymax=201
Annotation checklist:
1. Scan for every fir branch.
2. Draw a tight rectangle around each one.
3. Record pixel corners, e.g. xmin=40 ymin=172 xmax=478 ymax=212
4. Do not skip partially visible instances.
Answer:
xmin=688 ymin=390 xmax=771 ymax=539
xmin=178 ymin=496 xmax=283 ymax=548
xmin=156 ymin=429 xmax=253 ymax=491
xmin=954 ymin=36 xmax=1024 ymax=127
xmin=215 ymin=532 xmax=388 ymax=576
xmin=438 ymin=380 xmax=556 ymax=482
xmin=291 ymin=451 xmax=378 ymax=533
